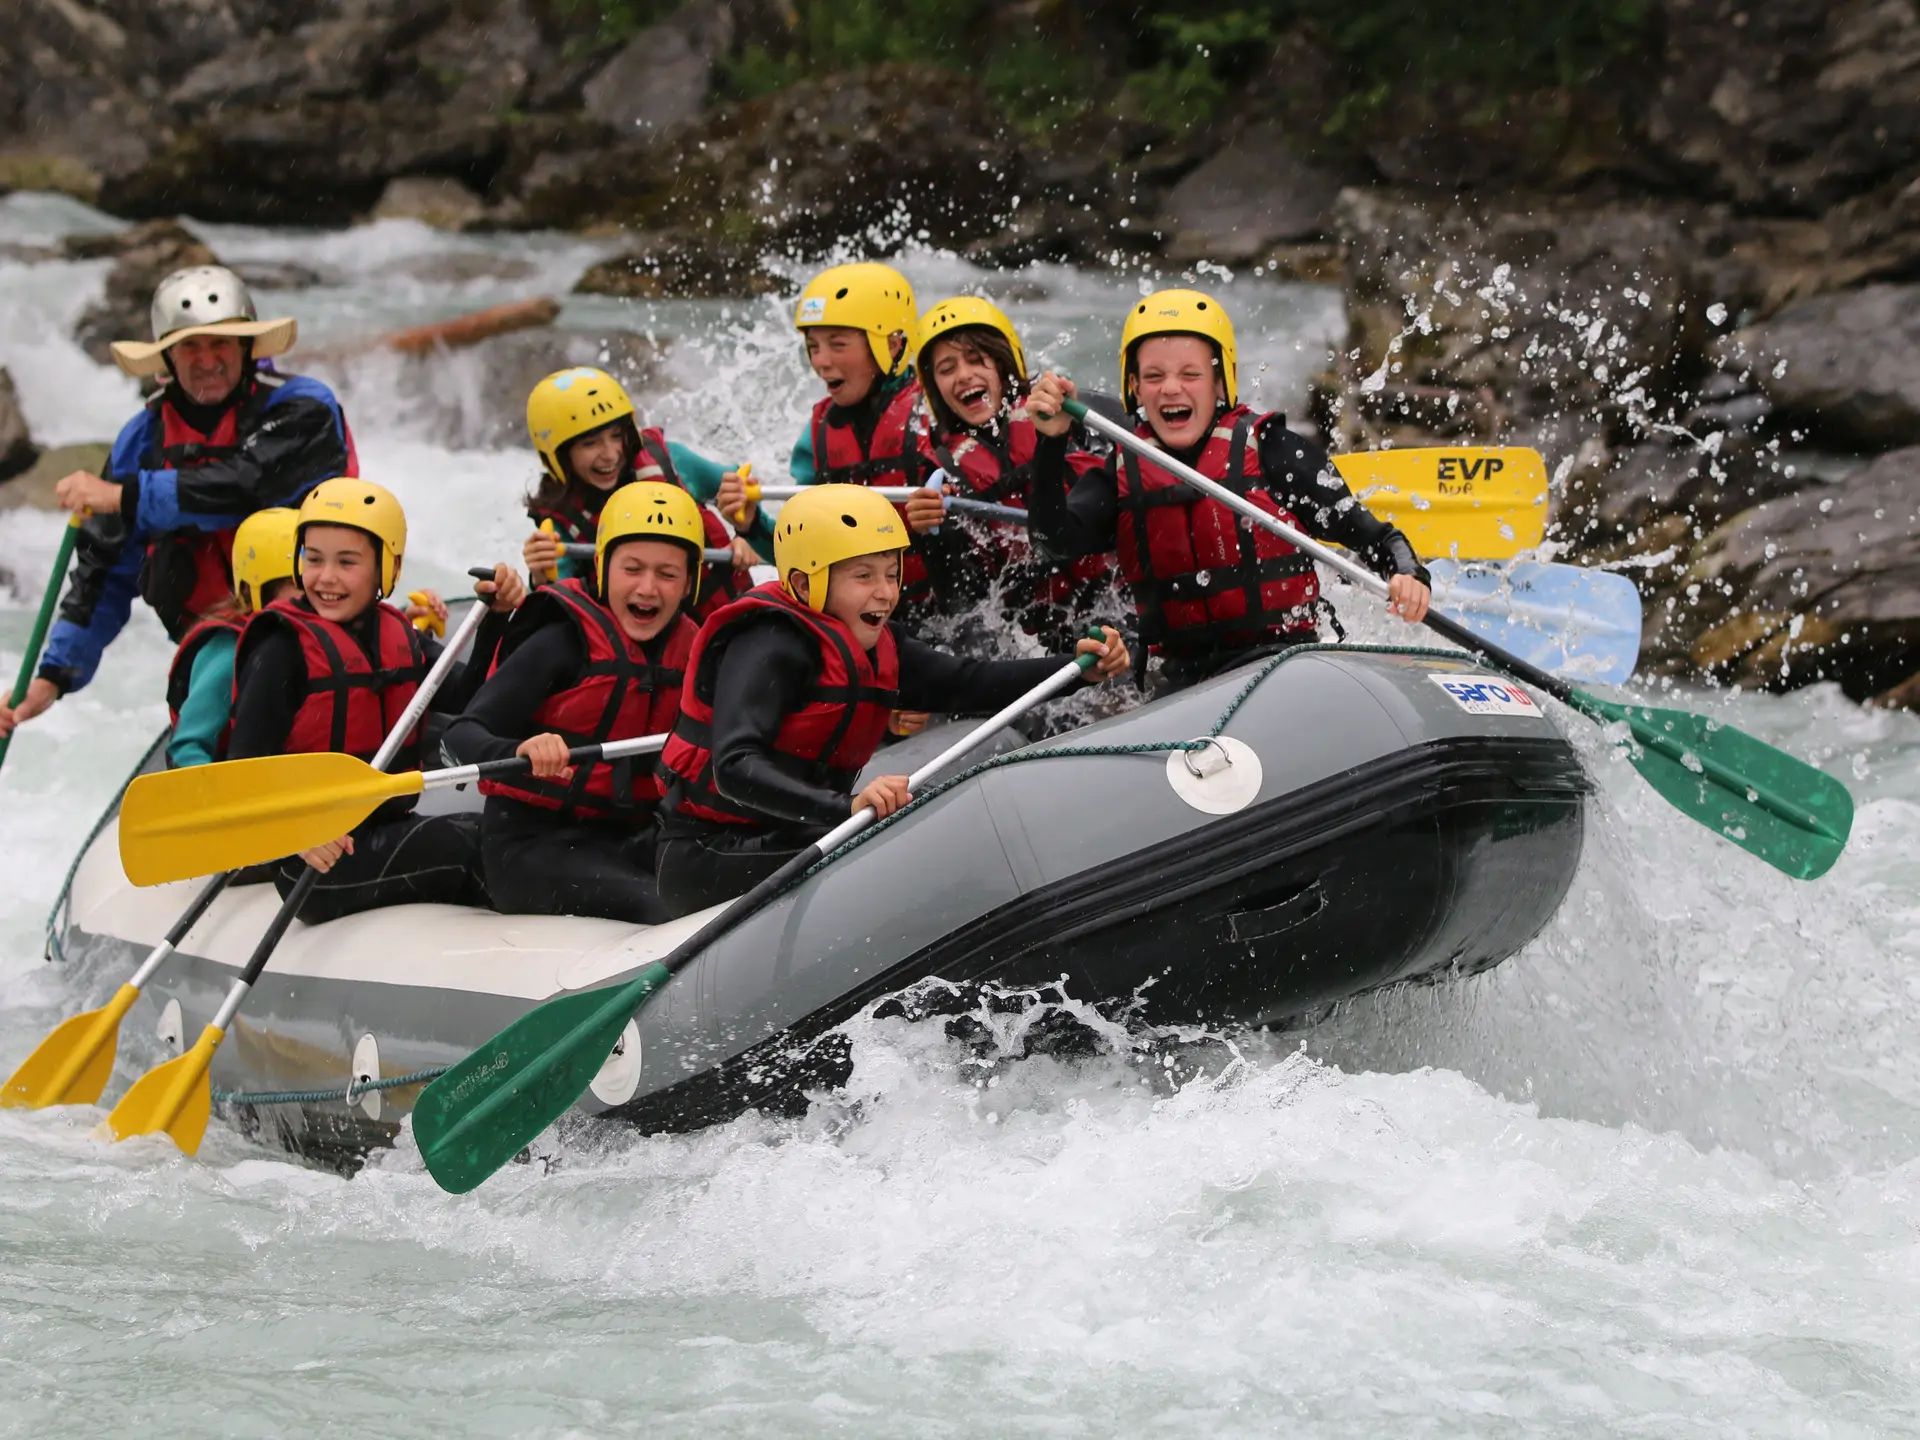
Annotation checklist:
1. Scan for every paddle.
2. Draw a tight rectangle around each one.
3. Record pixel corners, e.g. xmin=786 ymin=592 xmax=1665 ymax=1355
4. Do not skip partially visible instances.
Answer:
xmin=1425 ymin=559 xmax=1642 ymax=686
xmin=1063 ymin=399 xmax=1851 ymax=881
xmin=413 ymin=637 xmax=1109 ymax=1194
xmin=0 ymin=513 xmax=82 ymax=776
xmin=742 ymin=483 xmax=1029 ymax=525
xmin=104 ymin=590 xmax=495 ymax=1153
xmin=1338 ymin=447 xmax=1549 ymax=559
xmin=118 ymin=735 xmax=671 ymax=886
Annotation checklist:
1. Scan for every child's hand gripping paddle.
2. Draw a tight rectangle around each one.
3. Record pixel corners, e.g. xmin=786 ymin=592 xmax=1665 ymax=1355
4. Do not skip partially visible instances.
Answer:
xmin=1061 ymin=398 xmax=1851 ymax=882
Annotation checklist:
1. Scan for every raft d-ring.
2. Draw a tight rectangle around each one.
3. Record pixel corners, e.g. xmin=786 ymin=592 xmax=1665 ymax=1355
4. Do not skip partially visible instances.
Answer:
xmin=589 ymin=1019 xmax=643 ymax=1106
xmin=1166 ymin=736 xmax=1263 ymax=815
xmin=351 ymin=1033 xmax=382 ymax=1120
xmin=1181 ymin=736 xmax=1233 ymax=780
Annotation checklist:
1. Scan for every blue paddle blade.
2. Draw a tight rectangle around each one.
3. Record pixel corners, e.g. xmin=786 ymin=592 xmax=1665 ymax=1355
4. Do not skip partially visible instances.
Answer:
xmin=1427 ymin=560 xmax=1643 ymax=685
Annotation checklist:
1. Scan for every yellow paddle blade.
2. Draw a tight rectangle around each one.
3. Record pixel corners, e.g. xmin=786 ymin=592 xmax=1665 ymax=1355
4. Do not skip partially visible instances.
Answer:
xmin=105 ymin=1024 xmax=221 ymax=1153
xmin=118 ymin=753 xmax=425 ymax=886
xmin=0 ymin=983 xmax=141 ymax=1109
xmin=1340 ymin=447 xmax=1549 ymax=560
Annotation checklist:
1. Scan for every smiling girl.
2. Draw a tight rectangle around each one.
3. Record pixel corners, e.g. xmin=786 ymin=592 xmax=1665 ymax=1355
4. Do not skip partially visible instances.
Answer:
xmin=1026 ymin=289 xmax=1431 ymax=692
xmin=900 ymin=296 xmax=1116 ymax=650
xmin=520 ymin=368 xmax=759 ymax=620
xmin=445 ymin=483 xmax=705 ymax=924
xmin=227 ymin=478 xmax=524 ymax=922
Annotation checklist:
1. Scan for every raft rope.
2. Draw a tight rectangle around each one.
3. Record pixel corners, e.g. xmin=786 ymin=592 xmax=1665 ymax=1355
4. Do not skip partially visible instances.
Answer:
xmin=197 ymin=642 xmax=1496 ymax=1110
xmin=212 ymin=1067 xmax=447 ymax=1108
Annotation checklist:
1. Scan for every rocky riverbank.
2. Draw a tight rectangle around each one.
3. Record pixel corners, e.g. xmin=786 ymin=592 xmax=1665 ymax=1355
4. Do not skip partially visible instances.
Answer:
xmin=4 ymin=0 xmax=1915 ymax=703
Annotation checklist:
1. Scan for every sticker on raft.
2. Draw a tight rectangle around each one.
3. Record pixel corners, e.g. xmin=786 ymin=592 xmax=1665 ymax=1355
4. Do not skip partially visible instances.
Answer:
xmin=1428 ymin=674 xmax=1545 ymax=718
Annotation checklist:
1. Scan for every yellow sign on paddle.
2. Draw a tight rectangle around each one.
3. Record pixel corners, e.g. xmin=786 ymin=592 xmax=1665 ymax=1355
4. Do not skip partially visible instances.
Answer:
xmin=1338 ymin=447 xmax=1549 ymax=560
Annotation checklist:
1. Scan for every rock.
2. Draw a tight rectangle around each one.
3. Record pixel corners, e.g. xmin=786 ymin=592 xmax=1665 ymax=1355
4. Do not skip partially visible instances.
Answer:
xmin=575 ymin=241 xmax=778 ymax=300
xmin=370 ymin=176 xmax=487 ymax=230
xmin=1735 ymin=285 xmax=1920 ymax=449
xmin=0 ymin=444 xmax=111 ymax=512
xmin=1155 ymin=121 xmax=1342 ymax=262
xmin=68 ymin=218 xmax=219 ymax=366
xmin=0 ymin=369 xmax=37 ymax=481
xmin=1639 ymin=0 xmax=1920 ymax=212
xmin=581 ymin=3 xmax=731 ymax=137
xmin=231 ymin=260 xmax=332 ymax=290
xmin=1682 ymin=448 xmax=1920 ymax=698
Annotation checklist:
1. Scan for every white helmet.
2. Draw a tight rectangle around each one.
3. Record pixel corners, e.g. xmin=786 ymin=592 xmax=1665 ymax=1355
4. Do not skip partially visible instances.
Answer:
xmin=109 ymin=265 xmax=298 ymax=379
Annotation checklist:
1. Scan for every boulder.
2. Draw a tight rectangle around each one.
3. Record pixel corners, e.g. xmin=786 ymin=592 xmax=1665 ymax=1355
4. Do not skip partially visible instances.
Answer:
xmin=1735 ymin=285 xmax=1920 ymax=449
xmin=1155 ymin=121 xmax=1342 ymax=262
xmin=1681 ymin=447 xmax=1920 ymax=699
xmin=67 ymin=219 xmax=219 ymax=366
xmin=370 ymin=176 xmax=487 ymax=230
xmin=0 ymin=368 xmax=37 ymax=481
xmin=581 ymin=3 xmax=731 ymax=137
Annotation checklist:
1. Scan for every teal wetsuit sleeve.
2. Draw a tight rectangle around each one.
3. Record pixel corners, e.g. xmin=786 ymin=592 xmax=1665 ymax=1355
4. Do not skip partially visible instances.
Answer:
xmin=166 ymin=630 xmax=237 ymax=769
xmin=788 ymin=424 xmax=818 ymax=486
xmin=558 ymin=549 xmax=591 ymax=582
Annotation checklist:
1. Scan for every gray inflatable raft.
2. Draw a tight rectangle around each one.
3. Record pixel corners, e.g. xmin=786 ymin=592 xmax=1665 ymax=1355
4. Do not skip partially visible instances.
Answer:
xmin=53 ymin=644 xmax=1587 ymax=1167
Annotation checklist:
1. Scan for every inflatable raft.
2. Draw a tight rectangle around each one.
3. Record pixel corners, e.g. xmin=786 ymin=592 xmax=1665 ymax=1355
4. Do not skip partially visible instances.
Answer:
xmin=51 ymin=644 xmax=1588 ymax=1167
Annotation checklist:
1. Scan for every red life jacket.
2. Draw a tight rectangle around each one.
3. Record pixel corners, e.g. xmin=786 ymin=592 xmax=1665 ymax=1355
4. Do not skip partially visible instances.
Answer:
xmin=165 ymin=611 xmax=246 ymax=762
xmin=1114 ymin=405 xmax=1321 ymax=656
xmin=236 ymin=597 xmax=429 ymax=766
xmin=478 ymin=579 xmax=695 ymax=822
xmin=527 ymin=425 xmax=749 ymax=624
xmin=808 ymin=379 xmax=933 ymax=605
xmin=661 ymin=581 xmax=899 ymax=827
xmin=922 ymin=410 xmax=1115 ymax=611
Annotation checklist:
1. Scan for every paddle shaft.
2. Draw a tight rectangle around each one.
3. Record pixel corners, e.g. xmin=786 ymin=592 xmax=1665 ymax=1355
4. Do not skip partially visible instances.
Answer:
xmin=424 ymin=733 xmax=666 ymax=790
xmin=0 ymin=515 xmax=82 ymax=772
xmin=745 ymin=483 xmax=1030 ymax=525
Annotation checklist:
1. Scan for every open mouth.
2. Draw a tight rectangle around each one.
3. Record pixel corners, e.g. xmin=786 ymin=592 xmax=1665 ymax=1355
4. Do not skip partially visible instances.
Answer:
xmin=957 ymin=384 xmax=991 ymax=410
xmin=824 ymin=376 xmax=845 ymax=394
xmin=858 ymin=609 xmax=888 ymax=628
xmin=312 ymin=587 xmax=350 ymax=607
xmin=1158 ymin=402 xmax=1195 ymax=425
xmin=626 ymin=600 xmax=661 ymax=626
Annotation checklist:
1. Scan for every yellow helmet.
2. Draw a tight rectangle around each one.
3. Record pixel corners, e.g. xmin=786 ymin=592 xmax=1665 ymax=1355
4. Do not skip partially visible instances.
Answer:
xmin=1120 ymin=288 xmax=1239 ymax=409
xmin=794 ymin=263 xmax=918 ymax=378
xmin=773 ymin=484 xmax=906 ymax=612
xmin=916 ymin=295 xmax=1028 ymax=380
xmin=297 ymin=478 xmax=407 ymax=597
xmin=231 ymin=507 xmax=300 ymax=613
xmin=527 ymin=367 xmax=637 ymax=484
xmin=595 ymin=481 xmax=706 ymax=603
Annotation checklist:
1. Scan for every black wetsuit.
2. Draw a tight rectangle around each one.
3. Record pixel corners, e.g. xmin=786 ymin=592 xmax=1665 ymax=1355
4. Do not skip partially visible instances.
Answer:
xmin=655 ymin=620 xmax=1073 ymax=917
xmin=228 ymin=604 xmax=509 ymax=924
xmin=442 ymin=610 xmax=681 ymax=925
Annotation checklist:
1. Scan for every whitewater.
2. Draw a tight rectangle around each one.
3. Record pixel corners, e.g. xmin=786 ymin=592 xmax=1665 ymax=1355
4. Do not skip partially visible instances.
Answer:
xmin=0 ymin=191 xmax=1915 ymax=1437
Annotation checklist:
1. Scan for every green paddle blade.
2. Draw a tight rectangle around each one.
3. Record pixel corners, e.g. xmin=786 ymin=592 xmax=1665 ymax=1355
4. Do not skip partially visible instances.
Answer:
xmin=1571 ymin=694 xmax=1853 ymax=880
xmin=413 ymin=962 xmax=668 ymax=1194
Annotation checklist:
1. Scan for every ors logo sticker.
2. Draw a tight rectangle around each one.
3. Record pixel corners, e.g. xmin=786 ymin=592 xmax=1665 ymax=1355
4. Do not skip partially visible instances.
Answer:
xmin=798 ymin=297 xmax=828 ymax=323
xmin=1428 ymin=674 xmax=1544 ymax=718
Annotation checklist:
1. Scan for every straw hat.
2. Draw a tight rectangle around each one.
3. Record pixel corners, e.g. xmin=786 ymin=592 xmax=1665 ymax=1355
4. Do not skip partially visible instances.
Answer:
xmin=109 ymin=265 xmax=298 ymax=378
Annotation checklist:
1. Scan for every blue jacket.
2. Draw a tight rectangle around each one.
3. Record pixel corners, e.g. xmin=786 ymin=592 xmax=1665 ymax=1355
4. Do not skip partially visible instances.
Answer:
xmin=40 ymin=372 xmax=352 ymax=693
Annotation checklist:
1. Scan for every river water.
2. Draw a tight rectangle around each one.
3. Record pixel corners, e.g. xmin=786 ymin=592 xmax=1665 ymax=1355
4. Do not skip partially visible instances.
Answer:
xmin=0 ymin=191 xmax=1915 ymax=1436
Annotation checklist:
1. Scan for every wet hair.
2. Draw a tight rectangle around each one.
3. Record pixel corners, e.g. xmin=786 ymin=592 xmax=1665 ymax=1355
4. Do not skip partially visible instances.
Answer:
xmin=526 ymin=417 xmax=640 ymax=512
xmin=923 ymin=327 xmax=1028 ymax=434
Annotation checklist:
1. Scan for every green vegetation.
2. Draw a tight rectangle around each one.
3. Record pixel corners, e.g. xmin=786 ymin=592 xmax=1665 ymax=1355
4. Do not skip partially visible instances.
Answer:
xmin=552 ymin=0 xmax=1654 ymax=137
